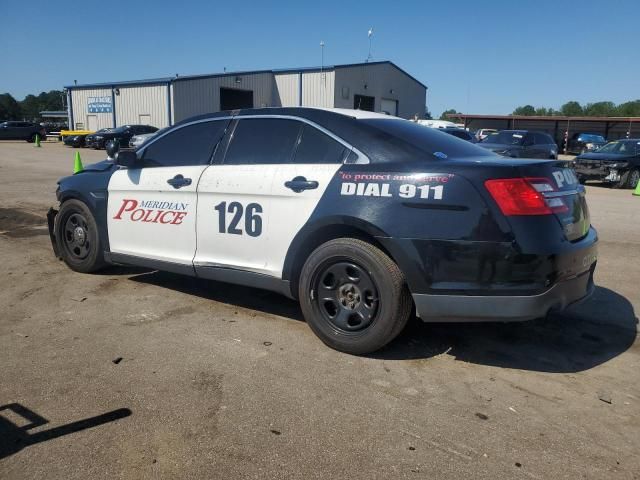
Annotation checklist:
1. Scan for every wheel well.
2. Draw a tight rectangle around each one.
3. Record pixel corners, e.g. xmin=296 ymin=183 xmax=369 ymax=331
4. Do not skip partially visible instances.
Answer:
xmin=286 ymin=224 xmax=397 ymax=300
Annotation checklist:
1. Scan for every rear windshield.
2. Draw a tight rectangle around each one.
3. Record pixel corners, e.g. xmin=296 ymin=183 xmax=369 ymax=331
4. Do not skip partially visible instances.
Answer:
xmin=482 ymin=131 xmax=525 ymax=145
xmin=360 ymin=119 xmax=493 ymax=159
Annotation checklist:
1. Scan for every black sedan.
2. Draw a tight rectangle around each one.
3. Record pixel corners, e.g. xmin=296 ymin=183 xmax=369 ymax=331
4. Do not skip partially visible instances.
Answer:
xmin=85 ymin=124 xmax=158 ymax=149
xmin=47 ymin=107 xmax=596 ymax=354
xmin=573 ymin=139 xmax=640 ymax=189
xmin=567 ymin=132 xmax=607 ymax=155
xmin=479 ymin=130 xmax=558 ymax=159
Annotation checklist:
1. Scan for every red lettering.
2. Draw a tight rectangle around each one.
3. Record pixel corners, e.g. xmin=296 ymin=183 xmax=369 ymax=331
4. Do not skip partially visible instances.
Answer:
xmin=141 ymin=209 xmax=155 ymax=222
xmin=159 ymin=211 xmax=174 ymax=224
xmin=171 ymin=212 xmax=187 ymax=225
xmin=113 ymin=199 xmax=138 ymax=220
xmin=151 ymin=210 xmax=163 ymax=223
xmin=130 ymin=209 xmax=145 ymax=221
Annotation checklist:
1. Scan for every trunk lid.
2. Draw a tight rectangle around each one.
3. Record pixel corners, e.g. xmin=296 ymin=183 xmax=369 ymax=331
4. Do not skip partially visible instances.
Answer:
xmin=517 ymin=161 xmax=590 ymax=242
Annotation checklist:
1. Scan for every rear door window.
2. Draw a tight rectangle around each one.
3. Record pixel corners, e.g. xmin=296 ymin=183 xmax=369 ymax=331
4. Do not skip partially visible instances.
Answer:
xmin=294 ymin=125 xmax=347 ymax=164
xmin=224 ymin=118 xmax=301 ymax=165
xmin=141 ymin=120 xmax=228 ymax=167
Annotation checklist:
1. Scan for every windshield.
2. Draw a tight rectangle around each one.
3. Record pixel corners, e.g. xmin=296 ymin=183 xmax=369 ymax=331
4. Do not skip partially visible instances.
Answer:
xmin=579 ymin=134 xmax=605 ymax=143
xmin=482 ymin=131 xmax=525 ymax=145
xmin=596 ymin=141 xmax=638 ymax=155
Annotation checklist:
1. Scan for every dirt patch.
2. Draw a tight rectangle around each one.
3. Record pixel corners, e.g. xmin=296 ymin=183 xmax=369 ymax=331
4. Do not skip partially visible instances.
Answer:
xmin=0 ymin=208 xmax=47 ymax=238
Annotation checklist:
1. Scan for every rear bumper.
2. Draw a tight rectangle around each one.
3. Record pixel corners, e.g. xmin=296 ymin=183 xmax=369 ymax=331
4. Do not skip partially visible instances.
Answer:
xmin=414 ymin=265 xmax=595 ymax=322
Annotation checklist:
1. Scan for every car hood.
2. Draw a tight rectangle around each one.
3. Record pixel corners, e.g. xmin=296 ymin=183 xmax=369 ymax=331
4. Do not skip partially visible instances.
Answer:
xmin=81 ymin=159 xmax=116 ymax=172
xmin=576 ymin=152 xmax=635 ymax=162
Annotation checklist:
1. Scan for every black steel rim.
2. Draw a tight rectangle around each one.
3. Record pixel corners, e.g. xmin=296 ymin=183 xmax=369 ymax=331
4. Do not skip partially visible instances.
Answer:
xmin=313 ymin=261 xmax=379 ymax=333
xmin=62 ymin=212 xmax=91 ymax=260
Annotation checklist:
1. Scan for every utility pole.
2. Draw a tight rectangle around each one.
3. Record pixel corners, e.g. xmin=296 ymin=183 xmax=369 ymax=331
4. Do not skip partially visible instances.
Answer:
xmin=367 ymin=28 xmax=373 ymax=62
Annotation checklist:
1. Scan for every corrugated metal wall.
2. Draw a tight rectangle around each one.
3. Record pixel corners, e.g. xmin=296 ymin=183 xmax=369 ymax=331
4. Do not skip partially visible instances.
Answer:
xmin=115 ymin=84 xmax=168 ymax=128
xmin=273 ymin=73 xmax=299 ymax=107
xmin=301 ymin=71 xmax=335 ymax=108
xmin=70 ymin=88 xmax=113 ymax=130
xmin=172 ymin=73 xmax=274 ymax=123
xmin=333 ymin=63 xmax=426 ymax=119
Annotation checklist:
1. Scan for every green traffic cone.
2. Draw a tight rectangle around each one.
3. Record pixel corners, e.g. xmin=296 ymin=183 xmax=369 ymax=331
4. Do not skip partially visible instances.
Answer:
xmin=633 ymin=176 xmax=640 ymax=196
xmin=73 ymin=151 xmax=84 ymax=174
xmin=34 ymin=134 xmax=41 ymax=147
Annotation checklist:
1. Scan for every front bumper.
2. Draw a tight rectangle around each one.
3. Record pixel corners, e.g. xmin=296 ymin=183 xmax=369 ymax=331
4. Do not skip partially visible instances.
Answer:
xmin=413 ymin=265 xmax=595 ymax=322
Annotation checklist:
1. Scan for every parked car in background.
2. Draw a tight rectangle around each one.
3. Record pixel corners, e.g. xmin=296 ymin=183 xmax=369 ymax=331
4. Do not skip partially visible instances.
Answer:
xmin=440 ymin=127 xmax=475 ymax=142
xmin=475 ymin=128 xmax=497 ymax=141
xmin=479 ymin=130 xmax=558 ymax=159
xmin=416 ymin=119 xmax=458 ymax=129
xmin=573 ymin=139 xmax=640 ymax=189
xmin=0 ymin=121 xmax=47 ymax=142
xmin=567 ymin=133 xmax=607 ymax=155
xmin=63 ymin=134 xmax=87 ymax=147
xmin=129 ymin=132 xmax=158 ymax=149
xmin=85 ymin=124 xmax=158 ymax=149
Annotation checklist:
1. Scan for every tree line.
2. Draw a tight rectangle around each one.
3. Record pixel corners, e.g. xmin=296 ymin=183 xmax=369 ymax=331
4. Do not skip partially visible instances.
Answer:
xmin=0 ymin=91 xmax=65 ymax=122
xmin=440 ymin=100 xmax=640 ymax=120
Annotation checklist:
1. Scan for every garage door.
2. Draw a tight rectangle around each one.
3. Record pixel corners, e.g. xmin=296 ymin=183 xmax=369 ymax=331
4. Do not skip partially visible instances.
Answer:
xmin=220 ymin=88 xmax=254 ymax=111
xmin=380 ymin=98 xmax=398 ymax=116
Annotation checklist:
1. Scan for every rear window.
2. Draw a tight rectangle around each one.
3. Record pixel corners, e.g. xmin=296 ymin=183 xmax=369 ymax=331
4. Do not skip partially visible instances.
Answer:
xmin=360 ymin=119 xmax=492 ymax=159
xmin=483 ymin=131 xmax=526 ymax=145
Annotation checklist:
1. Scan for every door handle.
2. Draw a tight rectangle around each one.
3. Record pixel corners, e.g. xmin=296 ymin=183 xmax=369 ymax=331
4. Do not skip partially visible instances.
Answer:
xmin=284 ymin=176 xmax=319 ymax=193
xmin=167 ymin=174 xmax=192 ymax=189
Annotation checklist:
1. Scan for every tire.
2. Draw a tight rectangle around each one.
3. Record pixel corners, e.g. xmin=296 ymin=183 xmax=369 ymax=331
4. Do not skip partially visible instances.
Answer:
xmin=298 ymin=238 xmax=412 ymax=355
xmin=55 ymin=199 xmax=106 ymax=273
xmin=27 ymin=133 xmax=37 ymax=143
xmin=625 ymin=168 xmax=640 ymax=189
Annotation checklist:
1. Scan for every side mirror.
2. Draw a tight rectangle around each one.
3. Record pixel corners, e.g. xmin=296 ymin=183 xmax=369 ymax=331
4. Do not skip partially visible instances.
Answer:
xmin=105 ymin=139 xmax=120 ymax=159
xmin=115 ymin=150 xmax=140 ymax=168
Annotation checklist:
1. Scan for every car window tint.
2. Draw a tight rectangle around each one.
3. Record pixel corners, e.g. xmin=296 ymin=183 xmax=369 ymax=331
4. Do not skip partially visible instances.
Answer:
xmin=362 ymin=119 xmax=493 ymax=159
xmin=533 ymin=133 xmax=547 ymax=144
xmin=224 ymin=118 xmax=301 ymax=165
xmin=142 ymin=120 xmax=227 ymax=167
xmin=294 ymin=125 xmax=346 ymax=164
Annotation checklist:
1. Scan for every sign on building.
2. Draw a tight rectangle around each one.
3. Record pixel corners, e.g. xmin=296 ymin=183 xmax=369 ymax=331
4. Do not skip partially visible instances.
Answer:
xmin=88 ymin=96 xmax=112 ymax=113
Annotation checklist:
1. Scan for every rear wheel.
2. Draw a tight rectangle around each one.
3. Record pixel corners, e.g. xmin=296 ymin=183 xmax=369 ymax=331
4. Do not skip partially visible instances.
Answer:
xmin=27 ymin=133 xmax=38 ymax=143
xmin=298 ymin=238 xmax=412 ymax=355
xmin=56 ymin=199 xmax=106 ymax=273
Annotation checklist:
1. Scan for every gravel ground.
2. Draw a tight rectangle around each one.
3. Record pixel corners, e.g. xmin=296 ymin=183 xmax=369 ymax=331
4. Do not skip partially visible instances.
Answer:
xmin=1 ymin=142 xmax=638 ymax=479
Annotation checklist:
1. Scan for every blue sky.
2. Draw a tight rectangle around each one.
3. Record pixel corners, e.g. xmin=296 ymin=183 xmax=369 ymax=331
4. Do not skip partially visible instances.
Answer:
xmin=1 ymin=0 xmax=638 ymax=116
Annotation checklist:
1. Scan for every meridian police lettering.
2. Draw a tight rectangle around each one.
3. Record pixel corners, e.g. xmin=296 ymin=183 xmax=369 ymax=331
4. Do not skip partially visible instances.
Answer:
xmin=113 ymin=198 xmax=189 ymax=225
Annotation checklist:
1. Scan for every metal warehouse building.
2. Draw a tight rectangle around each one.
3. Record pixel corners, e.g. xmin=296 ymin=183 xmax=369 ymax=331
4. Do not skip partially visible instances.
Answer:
xmin=66 ymin=61 xmax=427 ymax=131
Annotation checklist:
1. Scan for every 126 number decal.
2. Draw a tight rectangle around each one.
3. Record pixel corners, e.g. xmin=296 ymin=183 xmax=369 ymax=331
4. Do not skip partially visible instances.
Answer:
xmin=214 ymin=201 xmax=263 ymax=237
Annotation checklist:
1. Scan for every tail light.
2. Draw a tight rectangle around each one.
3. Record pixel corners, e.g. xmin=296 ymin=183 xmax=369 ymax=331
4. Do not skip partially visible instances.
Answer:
xmin=485 ymin=178 xmax=569 ymax=216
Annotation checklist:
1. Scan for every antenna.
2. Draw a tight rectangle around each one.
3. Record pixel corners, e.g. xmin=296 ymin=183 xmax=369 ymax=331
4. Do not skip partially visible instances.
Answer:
xmin=366 ymin=28 xmax=373 ymax=62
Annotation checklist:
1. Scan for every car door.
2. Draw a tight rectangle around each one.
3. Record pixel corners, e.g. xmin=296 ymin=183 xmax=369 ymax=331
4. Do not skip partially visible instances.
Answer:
xmin=107 ymin=119 xmax=229 ymax=267
xmin=267 ymin=123 xmax=353 ymax=278
xmin=194 ymin=117 xmax=302 ymax=276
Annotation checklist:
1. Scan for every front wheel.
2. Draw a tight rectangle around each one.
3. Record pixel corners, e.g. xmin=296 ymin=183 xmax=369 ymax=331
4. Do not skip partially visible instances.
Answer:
xmin=55 ymin=199 xmax=106 ymax=273
xmin=298 ymin=238 xmax=412 ymax=355
xmin=625 ymin=168 xmax=640 ymax=189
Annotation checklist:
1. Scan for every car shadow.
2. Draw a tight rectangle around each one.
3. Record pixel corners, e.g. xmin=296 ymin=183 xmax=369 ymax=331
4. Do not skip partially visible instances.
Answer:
xmin=0 ymin=403 xmax=131 ymax=460
xmin=127 ymin=271 xmax=637 ymax=373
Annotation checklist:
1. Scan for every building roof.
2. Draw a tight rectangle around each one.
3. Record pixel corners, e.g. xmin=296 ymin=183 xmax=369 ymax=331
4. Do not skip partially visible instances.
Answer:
xmin=64 ymin=61 xmax=427 ymax=90
xmin=448 ymin=113 xmax=640 ymax=123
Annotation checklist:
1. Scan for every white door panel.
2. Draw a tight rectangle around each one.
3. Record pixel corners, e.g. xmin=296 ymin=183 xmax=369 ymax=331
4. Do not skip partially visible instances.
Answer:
xmin=194 ymin=165 xmax=276 ymax=274
xmin=267 ymin=164 xmax=341 ymax=276
xmin=107 ymin=166 xmax=206 ymax=263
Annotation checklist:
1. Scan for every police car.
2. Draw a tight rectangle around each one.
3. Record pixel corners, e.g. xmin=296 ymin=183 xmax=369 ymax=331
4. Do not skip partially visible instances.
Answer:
xmin=47 ymin=108 xmax=597 ymax=354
